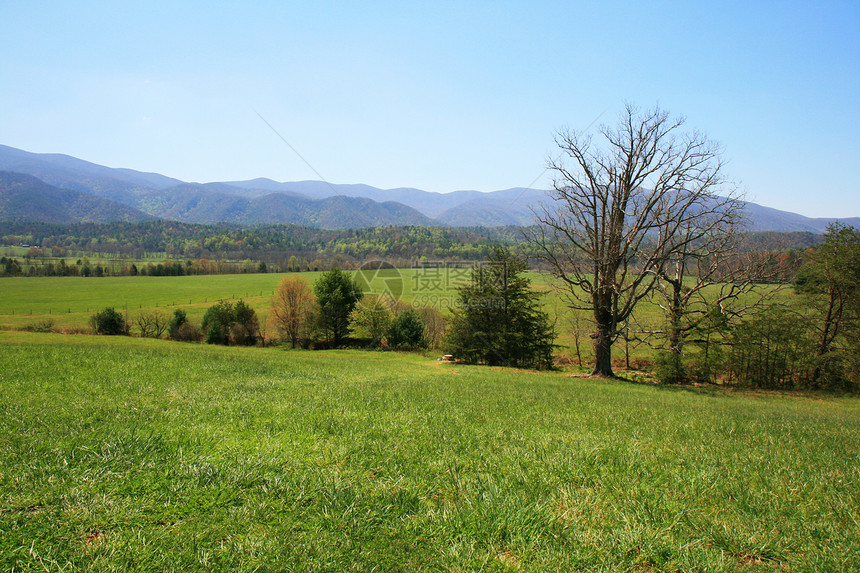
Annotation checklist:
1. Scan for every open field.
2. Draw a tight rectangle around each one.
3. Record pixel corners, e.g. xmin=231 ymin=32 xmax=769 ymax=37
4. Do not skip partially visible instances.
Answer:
xmin=0 ymin=269 xmax=468 ymax=333
xmin=1 ymin=332 xmax=859 ymax=571
xmin=0 ymin=270 xmax=790 ymax=363
xmin=0 ymin=274 xmax=301 ymax=331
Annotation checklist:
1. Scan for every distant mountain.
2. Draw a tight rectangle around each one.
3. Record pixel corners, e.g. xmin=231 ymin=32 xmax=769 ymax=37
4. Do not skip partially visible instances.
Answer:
xmin=0 ymin=171 xmax=152 ymax=223
xmin=1 ymin=144 xmax=857 ymax=231
xmin=740 ymin=202 xmax=860 ymax=233
xmin=0 ymin=144 xmax=181 ymax=200
xmin=223 ymin=179 xmax=541 ymax=220
xmin=133 ymin=183 xmax=433 ymax=227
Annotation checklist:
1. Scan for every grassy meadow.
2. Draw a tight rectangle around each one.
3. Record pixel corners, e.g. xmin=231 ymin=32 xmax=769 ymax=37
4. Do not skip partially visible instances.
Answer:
xmin=0 ymin=273 xmax=298 ymax=332
xmin=1 ymin=331 xmax=859 ymax=571
xmin=0 ymin=268 xmax=787 ymax=365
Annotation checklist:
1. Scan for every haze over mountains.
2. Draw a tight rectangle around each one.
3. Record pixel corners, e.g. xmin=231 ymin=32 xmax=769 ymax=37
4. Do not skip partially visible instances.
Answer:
xmin=0 ymin=144 xmax=856 ymax=232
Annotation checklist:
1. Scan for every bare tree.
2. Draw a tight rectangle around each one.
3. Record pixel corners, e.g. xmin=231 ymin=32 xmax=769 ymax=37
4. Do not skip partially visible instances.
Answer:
xmin=795 ymin=223 xmax=860 ymax=387
xmin=643 ymin=221 xmax=762 ymax=381
xmin=137 ymin=309 xmax=169 ymax=339
xmin=530 ymin=104 xmax=740 ymax=377
xmin=641 ymin=225 xmax=803 ymax=382
xmin=270 ymin=276 xmax=316 ymax=348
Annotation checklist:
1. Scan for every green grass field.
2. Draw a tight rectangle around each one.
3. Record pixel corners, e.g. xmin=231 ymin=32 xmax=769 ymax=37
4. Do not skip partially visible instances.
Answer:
xmin=0 ymin=274 xmax=298 ymax=331
xmin=0 ymin=269 xmax=471 ymax=338
xmin=1 ymin=332 xmax=858 ymax=571
xmin=0 ymin=270 xmax=790 ymax=362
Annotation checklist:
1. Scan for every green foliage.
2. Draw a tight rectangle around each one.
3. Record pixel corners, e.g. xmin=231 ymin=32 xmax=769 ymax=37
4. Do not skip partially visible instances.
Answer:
xmin=174 ymin=322 xmax=203 ymax=343
xmin=446 ymin=247 xmax=555 ymax=369
xmin=1 ymin=256 xmax=22 ymax=276
xmin=387 ymin=308 xmax=425 ymax=350
xmin=22 ymin=319 xmax=55 ymax=333
xmin=202 ymin=300 xmax=233 ymax=344
xmin=415 ymin=305 xmax=446 ymax=349
xmin=168 ymin=309 xmax=188 ymax=340
xmin=0 ymin=221 xmax=520 ymax=273
xmin=348 ymin=295 xmax=393 ymax=348
xmin=89 ymin=307 xmax=128 ymax=335
xmin=726 ymin=306 xmax=814 ymax=388
xmin=653 ymin=350 xmax=686 ymax=385
xmin=202 ymin=300 xmax=258 ymax=346
xmin=313 ymin=268 xmax=363 ymax=346
xmin=794 ymin=223 xmax=860 ymax=389
xmin=231 ymin=300 xmax=260 ymax=346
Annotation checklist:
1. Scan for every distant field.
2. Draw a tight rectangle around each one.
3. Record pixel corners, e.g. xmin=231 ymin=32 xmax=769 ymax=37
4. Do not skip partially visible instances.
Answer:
xmin=0 ymin=267 xmax=496 ymax=326
xmin=0 ymin=268 xmax=459 ymax=327
xmin=0 ymin=270 xmax=787 ymax=359
xmin=1 ymin=332 xmax=858 ymax=571
xmin=0 ymin=273 xmax=300 ymax=330
xmin=0 ymin=246 xmax=30 ymax=257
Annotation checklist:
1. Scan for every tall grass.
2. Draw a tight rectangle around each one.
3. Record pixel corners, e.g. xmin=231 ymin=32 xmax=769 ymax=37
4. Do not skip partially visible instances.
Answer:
xmin=1 ymin=332 xmax=858 ymax=571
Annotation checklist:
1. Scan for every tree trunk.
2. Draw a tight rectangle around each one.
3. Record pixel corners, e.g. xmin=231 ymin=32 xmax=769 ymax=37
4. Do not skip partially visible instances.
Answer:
xmin=665 ymin=279 xmax=685 ymax=382
xmin=592 ymin=310 xmax=615 ymax=377
xmin=592 ymin=330 xmax=614 ymax=376
xmin=591 ymin=290 xmax=616 ymax=377
xmin=812 ymin=293 xmax=839 ymax=385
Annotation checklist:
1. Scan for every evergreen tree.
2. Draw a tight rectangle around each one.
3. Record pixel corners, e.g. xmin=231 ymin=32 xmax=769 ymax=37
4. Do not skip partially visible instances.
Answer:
xmin=168 ymin=309 xmax=188 ymax=339
xmin=313 ymin=268 xmax=363 ymax=346
xmin=387 ymin=309 xmax=426 ymax=350
xmin=446 ymin=248 xmax=555 ymax=369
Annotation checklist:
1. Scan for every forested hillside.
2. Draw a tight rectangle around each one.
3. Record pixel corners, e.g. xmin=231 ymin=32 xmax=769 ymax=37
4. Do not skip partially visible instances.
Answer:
xmin=0 ymin=171 xmax=151 ymax=223
xmin=0 ymin=221 xmax=525 ymax=268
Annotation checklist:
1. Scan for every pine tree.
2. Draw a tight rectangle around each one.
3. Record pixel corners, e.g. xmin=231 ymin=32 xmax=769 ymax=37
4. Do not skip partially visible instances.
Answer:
xmin=446 ymin=248 xmax=555 ymax=369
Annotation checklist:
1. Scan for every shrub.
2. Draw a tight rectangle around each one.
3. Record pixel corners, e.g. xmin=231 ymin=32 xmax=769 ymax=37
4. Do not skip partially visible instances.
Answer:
xmin=137 ymin=310 xmax=168 ymax=338
xmin=168 ymin=309 xmax=188 ymax=340
xmin=22 ymin=319 xmax=55 ymax=333
xmin=203 ymin=301 xmax=234 ymax=345
xmin=173 ymin=322 xmax=202 ymax=342
xmin=90 ymin=307 xmax=128 ymax=336
xmin=202 ymin=300 xmax=259 ymax=346
xmin=653 ymin=351 xmax=686 ymax=384
xmin=232 ymin=300 xmax=259 ymax=346
xmin=349 ymin=295 xmax=393 ymax=348
xmin=387 ymin=309 xmax=426 ymax=350
xmin=726 ymin=306 xmax=813 ymax=388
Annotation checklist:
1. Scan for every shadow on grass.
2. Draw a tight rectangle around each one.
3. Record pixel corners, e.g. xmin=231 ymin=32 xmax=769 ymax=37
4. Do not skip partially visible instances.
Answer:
xmin=577 ymin=368 xmax=853 ymax=401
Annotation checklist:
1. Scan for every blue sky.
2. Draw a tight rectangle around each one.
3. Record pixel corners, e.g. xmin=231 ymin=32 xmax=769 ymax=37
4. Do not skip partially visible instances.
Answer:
xmin=1 ymin=1 xmax=857 ymax=217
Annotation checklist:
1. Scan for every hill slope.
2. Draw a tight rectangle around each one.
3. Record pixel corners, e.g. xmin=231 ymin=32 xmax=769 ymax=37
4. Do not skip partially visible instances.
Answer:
xmin=2 ymin=333 xmax=859 ymax=571
xmin=1 ymin=144 xmax=857 ymax=231
xmin=134 ymin=184 xmax=433 ymax=227
xmin=0 ymin=171 xmax=152 ymax=223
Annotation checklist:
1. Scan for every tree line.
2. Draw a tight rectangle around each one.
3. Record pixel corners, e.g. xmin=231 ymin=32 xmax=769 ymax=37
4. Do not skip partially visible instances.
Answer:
xmin=88 ymin=267 xmax=445 ymax=352
xmin=0 ymin=221 xmax=518 ymax=270
xmin=10 ymin=104 xmax=859 ymax=391
xmin=1 ymin=219 xmax=821 ymax=279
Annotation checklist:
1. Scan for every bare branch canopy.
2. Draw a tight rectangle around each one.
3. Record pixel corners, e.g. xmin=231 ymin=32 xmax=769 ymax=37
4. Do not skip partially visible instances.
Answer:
xmin=528 ymin=104 xmax=743 ymax=377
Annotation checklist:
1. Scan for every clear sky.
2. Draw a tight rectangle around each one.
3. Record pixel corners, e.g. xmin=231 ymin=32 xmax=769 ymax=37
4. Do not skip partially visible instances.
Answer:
xmin=1 ymin=1 xmax=857 ymax=217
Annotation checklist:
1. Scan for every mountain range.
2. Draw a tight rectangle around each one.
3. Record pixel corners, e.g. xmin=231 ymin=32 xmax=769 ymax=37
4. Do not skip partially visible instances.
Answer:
xmin=0 ymin=144 xmax=856 ymax=232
